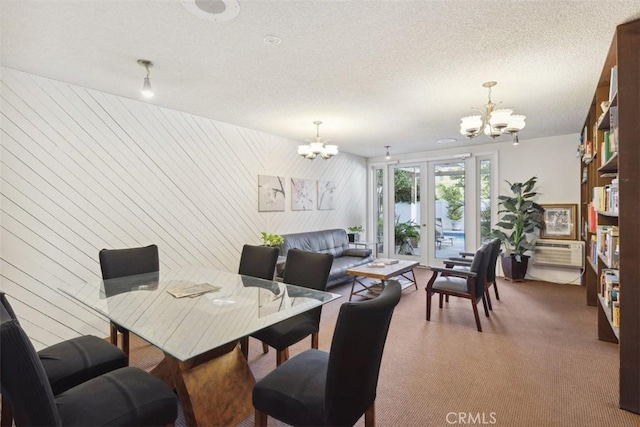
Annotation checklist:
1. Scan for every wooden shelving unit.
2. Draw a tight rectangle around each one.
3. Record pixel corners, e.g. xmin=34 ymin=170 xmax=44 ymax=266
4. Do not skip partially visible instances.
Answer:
xmin=579 ymin=19 xmax=640 ymax=414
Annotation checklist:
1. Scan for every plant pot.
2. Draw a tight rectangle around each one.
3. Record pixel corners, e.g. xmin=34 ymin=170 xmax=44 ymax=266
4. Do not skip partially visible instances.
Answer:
xmin=451 ymin=220 xmax=462 ymax=231
xmin=348 ymin=233 xmax=355 ymax=243
xmin=500 ymin=253 xmax=529 ymax=282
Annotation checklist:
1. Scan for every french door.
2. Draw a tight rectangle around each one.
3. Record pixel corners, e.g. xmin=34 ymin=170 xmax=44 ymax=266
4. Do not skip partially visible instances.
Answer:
xmin=372 ymin=154 xmax=496 ymax=267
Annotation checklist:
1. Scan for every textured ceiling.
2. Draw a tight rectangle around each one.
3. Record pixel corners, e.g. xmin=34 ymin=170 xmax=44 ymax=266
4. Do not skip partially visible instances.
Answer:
xmin=1 ymin=1 xmax=639 ymax=158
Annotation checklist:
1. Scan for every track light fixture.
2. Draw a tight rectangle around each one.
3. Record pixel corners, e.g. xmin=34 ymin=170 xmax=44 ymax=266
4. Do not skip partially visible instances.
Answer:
xmin=137 ymin=59 xmax=154 ymax=98
xmin=385 ymin=146 xmax=391 ymax=160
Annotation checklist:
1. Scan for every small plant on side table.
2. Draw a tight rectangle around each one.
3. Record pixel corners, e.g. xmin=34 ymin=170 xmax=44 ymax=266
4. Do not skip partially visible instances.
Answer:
xmin=261 ymin=232 xmax=284 ymax=247
xmin=347 ymin=225 xmax=364 ymax=242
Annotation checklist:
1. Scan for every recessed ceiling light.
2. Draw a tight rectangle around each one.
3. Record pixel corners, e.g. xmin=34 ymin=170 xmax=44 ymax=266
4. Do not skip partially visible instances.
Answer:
xmin=263 ymin=35 xmax=282 ymax=46
xmin=436 ymin=138 xmax=457 ymax=144
xmin=181 ymin=0 xmax=240 ymax=22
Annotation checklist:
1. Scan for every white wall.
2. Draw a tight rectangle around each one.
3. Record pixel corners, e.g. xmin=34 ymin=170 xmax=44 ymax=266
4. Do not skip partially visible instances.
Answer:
xmin=0 ymin=67 xmax=367 ymax=349
xmin=368 ymin=133 xmax=582 ymax=284
xmin=498 ymin=134 xmax=582 ymax=284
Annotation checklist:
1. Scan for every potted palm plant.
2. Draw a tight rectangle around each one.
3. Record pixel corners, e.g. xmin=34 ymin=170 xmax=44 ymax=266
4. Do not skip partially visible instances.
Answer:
xmin=490 ymin=176 xmax=545 ymax=281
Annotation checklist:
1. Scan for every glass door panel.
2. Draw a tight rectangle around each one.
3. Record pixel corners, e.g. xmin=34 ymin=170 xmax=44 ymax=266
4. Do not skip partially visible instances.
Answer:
xmin=393 ymin=165 xmax=421 ymax=258
xmin=480 ymin=159 xmax=492 ymax=242
xmin=434 ymin=162 xmax=466 ymax=259
xmin=375 ymin=168 xmax=384 ymax=255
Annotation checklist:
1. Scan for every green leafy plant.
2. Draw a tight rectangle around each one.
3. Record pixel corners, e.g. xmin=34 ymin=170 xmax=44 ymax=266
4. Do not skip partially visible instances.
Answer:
xmin=394 ymin=217 xmax=420 ymax=254
xmin=261 ymin=232 xmax=284 ymax=247
xmin=394 ymin=169 xmax=420 ymax=203
xmin=347 ymin=225 xmax=364 ymax=233
xmin=437 ymin=181 xmax=464 ymax=222
xmin=490 ymin=176 xmax=545 ymax=256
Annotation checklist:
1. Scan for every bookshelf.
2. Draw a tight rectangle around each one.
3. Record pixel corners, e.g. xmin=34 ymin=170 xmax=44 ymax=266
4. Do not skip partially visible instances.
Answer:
xmin=579 ymin=19 xmax=639 ymax=414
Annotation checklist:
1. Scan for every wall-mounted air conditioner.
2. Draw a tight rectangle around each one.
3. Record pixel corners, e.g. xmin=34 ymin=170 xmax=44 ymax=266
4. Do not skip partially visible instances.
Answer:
xmin=533 ymin=240 xmax=585 ymax=269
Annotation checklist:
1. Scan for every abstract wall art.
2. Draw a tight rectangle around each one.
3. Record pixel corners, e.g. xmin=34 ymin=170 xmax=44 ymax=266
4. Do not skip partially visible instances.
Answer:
xmin=317 ymin=180 xmax=336 ymax=210
xmin=258 ymin=175 xmax=286 ymax=212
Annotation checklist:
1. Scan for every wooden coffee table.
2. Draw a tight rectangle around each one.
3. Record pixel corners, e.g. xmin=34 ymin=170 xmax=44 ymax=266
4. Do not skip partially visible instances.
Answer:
xmin=347 ymin=259 xmax=419 ymax=301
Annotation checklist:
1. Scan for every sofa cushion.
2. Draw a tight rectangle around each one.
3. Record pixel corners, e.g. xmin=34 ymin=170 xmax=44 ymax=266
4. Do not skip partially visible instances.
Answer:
xmin=343 ymin=248 xmax=372 ymax=258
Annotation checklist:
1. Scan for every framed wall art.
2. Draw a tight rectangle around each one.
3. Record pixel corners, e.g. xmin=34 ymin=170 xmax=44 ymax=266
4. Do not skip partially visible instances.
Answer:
xmin=291 ymin=178 xmax=315 ymax=211
xmin=317 ymin=180 xmax=336 ymax=210
xmin=540 ymin=203 xmax=578 ymax=240
xmin=258 ymin=175 xmax=285 ymax=212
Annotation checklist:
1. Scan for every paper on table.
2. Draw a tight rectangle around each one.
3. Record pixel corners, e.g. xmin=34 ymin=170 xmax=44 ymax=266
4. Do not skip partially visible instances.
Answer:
xmin=374 ymin=259 xmax=400 ymax=265
xmin=166 ymin=281 xmax=221 ymax=298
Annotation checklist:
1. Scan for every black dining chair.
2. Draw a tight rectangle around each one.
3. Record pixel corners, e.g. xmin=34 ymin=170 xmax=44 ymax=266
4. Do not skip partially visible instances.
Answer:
xmin=0 ymin=292 xmax=128 ymax=427
xmin=0 ymin=304 xmax=178 ymax=427
xmin=251 ymin=248 xmax=333 ymax=366
xmin=238 ymin=244 xmax=280 ymax=280
xmin=415 ymin=243 xmax=491 ymax=332
xmin=98 ymin=244 xmax=159 ymax=359
xmin=253 ymin=281 xmax=401 ymax=427
xmin=237 ymin=244 xmax=280 ymax=359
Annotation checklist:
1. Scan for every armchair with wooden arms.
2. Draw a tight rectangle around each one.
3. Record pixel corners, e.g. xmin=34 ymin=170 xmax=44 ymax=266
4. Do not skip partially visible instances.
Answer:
xmin=443 ymin=238 xmax=501 ymax=310
xmin=414 ymin=243 xmax=491 ymax=332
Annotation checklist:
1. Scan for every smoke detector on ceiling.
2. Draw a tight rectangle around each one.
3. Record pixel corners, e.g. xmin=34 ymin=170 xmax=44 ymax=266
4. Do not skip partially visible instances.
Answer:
xmin=181 ymin=0 xmax=240 ymax=22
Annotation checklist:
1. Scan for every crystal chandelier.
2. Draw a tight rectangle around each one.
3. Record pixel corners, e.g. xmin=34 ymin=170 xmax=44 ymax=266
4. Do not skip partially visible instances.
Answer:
xmin=459 ymin=81 xmax=526 ymax=145
xmin=297 ymin=121 xmax=339 ymax=160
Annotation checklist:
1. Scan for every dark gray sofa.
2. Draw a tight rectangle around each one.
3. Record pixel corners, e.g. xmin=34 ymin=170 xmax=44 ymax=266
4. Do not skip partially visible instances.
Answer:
xmin=279 ymin=229 xmax=374 ymax=288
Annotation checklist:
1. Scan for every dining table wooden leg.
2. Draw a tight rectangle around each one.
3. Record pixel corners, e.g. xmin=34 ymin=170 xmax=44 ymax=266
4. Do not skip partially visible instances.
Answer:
xmin=166 ymin=344 xmax=255 ymax=427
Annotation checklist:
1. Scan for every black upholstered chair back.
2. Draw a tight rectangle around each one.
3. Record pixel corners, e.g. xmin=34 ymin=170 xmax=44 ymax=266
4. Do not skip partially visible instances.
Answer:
xmin=0 ymin=292 xmax=18 ymax=321
xmin=238 ymin=244 xmax=279 ymax=280
xmin=1 ymin=309 xmax=60 ymax=427
xmin=282 ymin=249 xmax=333 ymax=324
xmin=324 ymin=281 xmax=401 ymax=426
xmin=468 ymin=244 xmax=489 ymax=298
xmin=486 ymin=238 xmax=501 ymax=283
xmin=99 ymin=244 xmax=159 ymax=279
xmin=282 ymin=248 xmax=333 ymax=291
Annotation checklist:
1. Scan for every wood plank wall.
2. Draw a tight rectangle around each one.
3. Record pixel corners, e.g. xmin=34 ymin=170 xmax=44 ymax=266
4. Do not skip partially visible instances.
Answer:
xmin=0 ymin=67 xmax=366 ymax=350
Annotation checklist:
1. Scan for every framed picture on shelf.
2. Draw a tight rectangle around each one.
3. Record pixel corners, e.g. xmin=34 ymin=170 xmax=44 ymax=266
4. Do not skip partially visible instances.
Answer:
xmin=540 ymin=204 xmax=578 ymax=240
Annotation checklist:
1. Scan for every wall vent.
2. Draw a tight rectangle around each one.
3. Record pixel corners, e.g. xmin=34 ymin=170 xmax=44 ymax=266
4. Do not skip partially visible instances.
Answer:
xmin=533 ymin=240 xmax=585 ymax=268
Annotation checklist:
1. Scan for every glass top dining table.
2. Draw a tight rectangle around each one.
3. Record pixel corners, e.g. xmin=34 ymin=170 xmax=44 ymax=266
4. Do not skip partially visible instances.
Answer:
xmin=60 ymin=266 xmax=341 ymax=362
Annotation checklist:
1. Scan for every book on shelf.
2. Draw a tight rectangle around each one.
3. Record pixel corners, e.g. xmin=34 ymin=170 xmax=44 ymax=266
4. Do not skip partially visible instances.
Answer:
xmin=601 ymin=131 xmax=614 ymax=165
xmin=610 ymin=178 xmax=619 ymax=213
xmin=612 ymin=301 xmax=620 ymax=327
xmin=597 ymin=225 xmax=619 ymax=268
xmin=590 ymin=235 xmax=598 ymax=265
xmin=609 ymin=105 xmax=619 ymax=152
xmin=609 ymin=65 xmax=618 ymax=102
xmin=600 ymin=269 xmax=620 ymax=311
xmin=588 ymin=202 xmax=597 ymax=233
xmin=592 ymin=186 xmax=617 ymax=212
xmin=600 ymin=268 xmax=619 ymax=295
xmin=582 ymin=139 xmax=594 ymax=162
